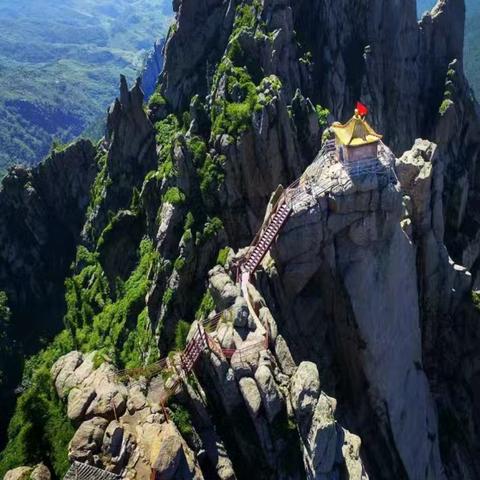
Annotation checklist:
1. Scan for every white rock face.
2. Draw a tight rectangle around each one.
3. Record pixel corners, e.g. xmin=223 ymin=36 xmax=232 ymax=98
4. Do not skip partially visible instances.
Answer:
xmin=338 ymin=216 xmax=442 ymax=480
xmin=275 ymin=142 xmax=445 ymax=479
xmin=290 ymin=362 xmax=368 ymax=479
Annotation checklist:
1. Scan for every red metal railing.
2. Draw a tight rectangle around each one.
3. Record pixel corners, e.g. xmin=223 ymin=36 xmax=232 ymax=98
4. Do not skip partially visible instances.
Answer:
xmin=111 ymin=139 xmax=398 ymax=409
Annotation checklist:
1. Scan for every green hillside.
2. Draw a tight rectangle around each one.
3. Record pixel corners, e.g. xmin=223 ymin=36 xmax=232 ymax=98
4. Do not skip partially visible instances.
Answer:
xmin=465 ymin=2 xmax=480 ymax=100
xmin=418 ymin=0 xmax=479 ymax=99
xmin=0 ymin=0 xmax=171 ymax=175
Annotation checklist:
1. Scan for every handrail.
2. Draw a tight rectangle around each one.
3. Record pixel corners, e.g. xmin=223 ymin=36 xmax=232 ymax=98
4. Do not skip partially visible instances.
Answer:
xmin=240 ymin=140 xmax=336 ymax=270
xmin=108 ymin=139 xmax=398 ymax=410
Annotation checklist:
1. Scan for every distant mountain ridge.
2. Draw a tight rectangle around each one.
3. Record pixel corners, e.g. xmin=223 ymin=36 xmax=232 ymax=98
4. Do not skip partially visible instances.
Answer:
xmin=0 ymin=0 xmax=171 ymax=175
xmin=417 ymin=0 xmax=479 ymax=98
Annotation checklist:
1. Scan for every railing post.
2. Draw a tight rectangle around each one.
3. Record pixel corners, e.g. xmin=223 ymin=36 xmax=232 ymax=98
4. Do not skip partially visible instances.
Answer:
xmin=197 ymin=322 xmax=206 ymax=352
xmin=161 ymin=400 xmax=169 ymax=423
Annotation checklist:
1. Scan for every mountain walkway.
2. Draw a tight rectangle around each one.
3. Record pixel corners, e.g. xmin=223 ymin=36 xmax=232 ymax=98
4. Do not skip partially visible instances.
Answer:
xmin=66 ymin=138 xmax=397 ymax=478
xmin=113 ymin=140 xmax=398 ymax=400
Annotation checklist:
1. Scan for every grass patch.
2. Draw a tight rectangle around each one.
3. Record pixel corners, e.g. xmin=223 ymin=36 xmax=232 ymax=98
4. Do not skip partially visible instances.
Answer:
xmin=163 ymin=187 xmax=186 ymax=205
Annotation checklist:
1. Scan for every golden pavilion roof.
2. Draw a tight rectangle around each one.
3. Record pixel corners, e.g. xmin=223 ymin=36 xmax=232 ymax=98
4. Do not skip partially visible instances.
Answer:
xmin=331 ymin=111 xmax=383 ymax=147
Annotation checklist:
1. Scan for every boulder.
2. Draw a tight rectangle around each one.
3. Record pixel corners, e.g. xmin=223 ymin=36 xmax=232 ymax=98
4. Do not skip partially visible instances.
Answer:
xmin=151 ymin=423 xmax=184 ymax=478
xmin=103 ymin=420 xmax=128 ymax=463
xmin=232 ymin=296 xmax=250 ymax=329
xmin=151 ymin=423 xmax=204 ymax=479
xmin=341 ymin=430 xmax=369 ymax=480
xmin=239 ymin=377 xmax=262 ymax=418
xmin=215 ymin=323 xmax=236 ymax=350
xmin=259 ymin=306 xmax=278 ymax=343
xmin=290 ymin=361 xmax=321 ymax=437
xmin=67 ymin=387 xmax=96 ymax=422
xmin=30 ymin=464 xmax=51 ymax=480
xmin=3 ymin=467 xmax=32 ymax=480
xmin=83 ymin=364 xmax=128 ymax=418
xmin=209 ymin=269 xmax=241 ymax=310
xmin=254 ymin=365 xmax=283 ymax=422
xmin=69 ymin=417 xmax=109 ymax=462
xmin=126 ymin=385 xmax=147 ymax=413
xmin=51 ymin=351 xmax=84 ymax=398
xmin=274 ymin=335 xmax=296 ymax=376
xmin=306 ymin=393 xmax=338 ymax=474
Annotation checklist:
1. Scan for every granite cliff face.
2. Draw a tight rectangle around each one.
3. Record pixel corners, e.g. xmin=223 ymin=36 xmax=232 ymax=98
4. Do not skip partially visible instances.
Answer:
xmin=0 ymin=141 xmax=97 ymax=444
xmin=1 ymin=0 xmax=480 ymax=479
xmin=0 ymin=141 xmax=97 ymax=329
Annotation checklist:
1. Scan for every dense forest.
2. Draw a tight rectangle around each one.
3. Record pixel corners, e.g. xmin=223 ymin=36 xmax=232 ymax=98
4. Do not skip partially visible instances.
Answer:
xmin=0 ymin=0 xmax=171 ymax=175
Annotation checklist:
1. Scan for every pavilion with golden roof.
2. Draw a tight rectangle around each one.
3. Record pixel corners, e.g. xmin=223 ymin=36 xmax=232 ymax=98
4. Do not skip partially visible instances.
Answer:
xmin=331 ymin=109 xmax=383 ymax=165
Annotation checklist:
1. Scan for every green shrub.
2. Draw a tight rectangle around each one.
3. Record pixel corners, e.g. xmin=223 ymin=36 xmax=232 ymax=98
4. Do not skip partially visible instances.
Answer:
xmin=198 ymin=154 xmax=225 ymax=197
xmin=439 ymin=99 xmax=454 ymax=115
xmin=155 ymin=114 xmax=180 ymax=148
xmin=96 ymin=211 xmax=124 ymax=249
xmin=211 ymin=64 xmax=260 ymax=137
xmin=0 ymin=334 xmax=75 ymax=478
xmin=196 ymin=290 xmax=215 ymax=320
xmin=158 ymin=157 xmax=176 ymax=179
xmin=216 ymin=247 xmax=230 ymax=266
xmin=182 ymin=111 xmax=191 ymax=129
xmin=120 ymin=307 xmax=159 ymax=369
xmin=64 ymin=239 xmax=160 ymax=369
xmin=149 ymin=92 xmax=167 ymax=109
xmin=182 ymin=229 xmax=192 ymax=243
xmin=86 ymin=152 xmax=111 ymax=222
xmin=50 ymin=138 xmax=70 ymax=154
xmin=184 ymin=211 xmax=195 ymax=230
xmin=472 ymin=291 xmax=480 ymax=310
xmin=195 ymin=217 xmax=223 ymax=246
xmin=174 ymin=256 xmax=186 ymax=271
xmin=315 ymin=105 xmax=330 ymax=129
xmin=163 ymin=187 xmax=186 ymax=205
xmin=233 ymin=3 xmax=259 ymax=31
xmin=162 ymin=287 xmax=175 ymax=308
xmin=170 ymin=402 xmax=194 ymax=438
xmin=174 ymin=320 xmax=191 ymax=351
xmin=187 ymin=136 xmax=207 ymax=166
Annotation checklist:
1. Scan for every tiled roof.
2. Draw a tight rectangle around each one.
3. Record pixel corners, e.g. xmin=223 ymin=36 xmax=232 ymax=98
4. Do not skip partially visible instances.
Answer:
xmin=63 ymin=462 xmax=121 ymax=480
xmin=331 ymin=114 xmax=382 ymax=147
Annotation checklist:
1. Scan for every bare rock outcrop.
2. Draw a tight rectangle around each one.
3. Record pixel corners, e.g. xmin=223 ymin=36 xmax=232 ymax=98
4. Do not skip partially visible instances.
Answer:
xmin=0 ymin=140 xmax=97 ymax=326
xmin=3 ymin=464 xmax=51 ymax=480
xmin=264 ymin=143 xmax=444 ymax=478
xmin=194 ymin=265 xmax=368 ymax=479
xmin=83 ymin=76 xmax=157 ymax=243
xmin=50 ymin=351 xmax=209 ymax=478
xmin=160 ymin=0 xmax=480 ymax=282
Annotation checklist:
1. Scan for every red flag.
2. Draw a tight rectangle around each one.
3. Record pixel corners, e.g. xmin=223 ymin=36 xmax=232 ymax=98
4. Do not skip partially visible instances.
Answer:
xmin=356 ymin=101 xmax=368 ymax=117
